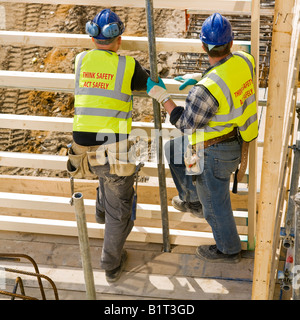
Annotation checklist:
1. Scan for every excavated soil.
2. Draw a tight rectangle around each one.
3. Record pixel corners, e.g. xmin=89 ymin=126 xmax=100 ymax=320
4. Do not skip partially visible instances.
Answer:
xmin=0 ymin=3 xmax=185 ymax=177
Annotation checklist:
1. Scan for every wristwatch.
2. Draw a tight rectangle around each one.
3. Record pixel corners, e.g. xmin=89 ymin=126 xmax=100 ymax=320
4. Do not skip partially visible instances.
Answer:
xmin=162 ymin=97 xmax=170 ymax=105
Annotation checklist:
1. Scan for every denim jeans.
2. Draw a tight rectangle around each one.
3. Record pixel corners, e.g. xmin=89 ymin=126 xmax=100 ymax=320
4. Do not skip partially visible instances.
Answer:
xmin=165 ymin=135 xmax=242 ymax=254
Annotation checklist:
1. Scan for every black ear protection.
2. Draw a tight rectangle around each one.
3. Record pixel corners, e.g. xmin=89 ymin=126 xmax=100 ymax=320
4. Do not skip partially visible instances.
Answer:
xmin=85 ymin=20 xmax=125 ymax=39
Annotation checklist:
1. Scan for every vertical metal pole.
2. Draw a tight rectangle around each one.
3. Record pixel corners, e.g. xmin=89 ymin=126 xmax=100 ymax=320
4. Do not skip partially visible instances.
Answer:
xmin=73 ymin=192 xmax=96 ymax=300
xmin=285 ymin=113 xmax=300 ymax=246
xmin=247 ymin=0 xmax=259 ymax=251
xmin=145 ymin=0 xmax=170 ymax=252
xmin=294 ymin=192 xmax=300 ymax=300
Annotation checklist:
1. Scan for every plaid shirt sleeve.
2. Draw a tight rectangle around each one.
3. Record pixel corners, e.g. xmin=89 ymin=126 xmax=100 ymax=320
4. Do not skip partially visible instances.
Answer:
xmin=172 ymin=85 xmax=219 ymax=133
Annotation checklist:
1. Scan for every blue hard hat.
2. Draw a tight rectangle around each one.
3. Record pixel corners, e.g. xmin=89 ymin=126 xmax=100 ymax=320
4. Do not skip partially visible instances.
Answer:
xmin=200 ymin=13 xmax=233 ymax=46
xmin=85 ymin=9 xmax=125 ymax=40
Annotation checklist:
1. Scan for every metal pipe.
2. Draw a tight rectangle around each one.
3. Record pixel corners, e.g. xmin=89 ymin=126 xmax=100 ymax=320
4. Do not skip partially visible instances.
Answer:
xmin=294 ymin=192 xmax=300 ymax=300
xmin=145 ymin=0 xmax=170 ymax=252
xmin=73 ymin=192 xmax=96 ymax=300
xmin=284 ymin=113 xmax=300 ymax=248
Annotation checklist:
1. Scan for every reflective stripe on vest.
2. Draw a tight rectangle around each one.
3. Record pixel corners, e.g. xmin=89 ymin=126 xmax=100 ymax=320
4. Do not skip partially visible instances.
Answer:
xmin=73 ymin=50 xmax=135 ymax=134
xmin=189 ymin=51 xmax=258 ymax=145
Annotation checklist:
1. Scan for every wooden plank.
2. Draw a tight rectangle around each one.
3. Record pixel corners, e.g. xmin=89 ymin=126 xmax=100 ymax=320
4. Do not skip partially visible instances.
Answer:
xmin=0 ymin=113 xmax=74 ymax=132
xmin=0 ymin=236 xmax=254 ymax=279
xmin=0 ymin=114 xmax=183 ymax=146
xmin=0 ymin=70 xmax=190 ymax=95
xmin=0 ymin=151 xmax=172 ymax=177
xmin=0 ymin=114 xmax=264 ymax=149
xmin=0 ymin=151 xmax=67 ymax=170
xmin=0 ymin=215 xmax=248 ymax=249
xmin=0 ymin=175 xmax=253 ymax=210
xmin=187 ymin=8 xmax=274 ymax=16
xmin=1 ymin=261 xmax=252 ymax=300
xmin=0 ymin=231 xmax=253 ymax=300
xmin=0 ymin=31 xmax=250 ymax=53
xmin=0 ymin=150 xmax=250 ymax=184
xmin=0 ymin=0 xmax=253 ymax=14
xmin=252 ymin=0 xmax=299 ymax=300
xmin=0 ymin=112 xmax=264 ymax=149
xmin=0 ymin=113 xmax=181 ymax=139
xmin=0 ymin=74 xmax=274 ymax=99
xmin=0 ymin=191 xmax=248 ymax=227
xmin=0 ymin=207 xmax=248 ymax=235
xmin=0 ymin=70 xmax=75 ymax=93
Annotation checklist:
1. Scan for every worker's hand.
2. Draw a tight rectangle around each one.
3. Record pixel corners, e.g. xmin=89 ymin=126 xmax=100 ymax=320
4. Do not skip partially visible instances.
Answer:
xmin=147 ymin=77 xmax=170 ymax=104
xmin=174 ymin=73 xmax=202 ymax=90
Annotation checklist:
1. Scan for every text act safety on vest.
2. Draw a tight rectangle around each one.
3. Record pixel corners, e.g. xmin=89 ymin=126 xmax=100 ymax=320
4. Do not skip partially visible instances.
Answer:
xmin=82 ymin=81 xmax=109 ymax=89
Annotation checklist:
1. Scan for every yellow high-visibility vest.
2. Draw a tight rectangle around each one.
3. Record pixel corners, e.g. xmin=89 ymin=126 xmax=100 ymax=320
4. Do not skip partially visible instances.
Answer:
xmin=189 ymin=51 xmax=258 ymax=145
xmin=73 ymin=49 xmax=135 ymax=140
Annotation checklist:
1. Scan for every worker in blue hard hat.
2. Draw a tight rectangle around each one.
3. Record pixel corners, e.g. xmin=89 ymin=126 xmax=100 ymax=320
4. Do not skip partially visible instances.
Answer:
xmin=200 ymin=12 xmax=234 ymax=53
xmin=68 ymin=9 xmax=149 ymax=282
xmin=147 ymin=13 xmax=258 ymax=263
xmin=85 ymin=9 xmax=125 ymax=44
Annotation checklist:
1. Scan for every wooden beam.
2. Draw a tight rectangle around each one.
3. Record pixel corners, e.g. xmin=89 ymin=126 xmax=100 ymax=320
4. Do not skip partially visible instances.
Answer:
xmin=0 ymin=113 xmax=179 ymax=139
xmin=0 ymin=70 xmax=75 ymax=93
xmin=0 ymin=0 xmax=252 ymax=14
xmin=0 ymin=215 xmax=248 ymax=248
xmin=0 ymin=70 xmax=190 ymax=95
xmin=0 ymin=192 xmax=248 ymax=227
xmin=0 ymin=113 xmax=73 ymax=132
xmin=0 ymin=151 xmax=67 ymax=170
xmin=0 ymin=175 xmax=254 ymax=210
xmin=0 ymin=68 xmax=276 ymax=100
xmin=252 ymin=0 xmax=300 ymax=300
xmin=0 ymin=31 xmax=250 ymax=53
xmin=0 ymin=151 xmax=173 ymax=177
xmin=0 ymin=150 xmax=250 ymax=184
xmin=187 ymin=8 xmax=274 ymax=16
xmin=0 ymin=111 xmax=264 ymax=146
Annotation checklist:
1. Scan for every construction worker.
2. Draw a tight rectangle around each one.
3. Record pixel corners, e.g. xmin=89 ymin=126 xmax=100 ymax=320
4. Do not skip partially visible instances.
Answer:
xmin=69 ymin=9 xmax=149 ymax=282
xmin=147 ymin=13 xmax=258 ymax=263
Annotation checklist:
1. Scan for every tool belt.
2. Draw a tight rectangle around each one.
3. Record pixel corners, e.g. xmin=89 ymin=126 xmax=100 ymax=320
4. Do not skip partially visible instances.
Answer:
xmin=188 ymin=128 xmax=249 ymax=193
xmin=202 ymin=127 xmax=238 ymax=149
xmin=66 ymin=143 xmax=99 ymax=179
xmin=66 ymin=141 xmax=136 ymax=179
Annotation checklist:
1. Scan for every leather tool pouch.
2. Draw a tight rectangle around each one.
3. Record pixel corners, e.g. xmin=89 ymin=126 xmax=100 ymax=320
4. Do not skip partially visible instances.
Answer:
xmin=107 ymin=147 xmax=136 ymax=176
xmin=67 ymin=141 xmax=137 ymax=178
xmin=66 ymin=146 xmax=97 ymax=179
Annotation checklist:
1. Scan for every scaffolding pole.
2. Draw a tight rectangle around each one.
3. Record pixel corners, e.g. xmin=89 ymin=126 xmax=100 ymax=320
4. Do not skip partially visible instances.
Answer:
xmin=294 ymin=192 xmax=300 ymax=300
xmin=145 ymin=0 xmax=170 ymax=252
xmin=73 ymin=192 xmax=96 ymax=300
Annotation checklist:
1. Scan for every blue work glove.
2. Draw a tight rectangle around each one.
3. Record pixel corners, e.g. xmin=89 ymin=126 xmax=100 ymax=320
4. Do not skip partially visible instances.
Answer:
xmin=147 ymin=77 xmax=170 ymax=104
xmin=174 ymin=73 xmax=202 ymax=90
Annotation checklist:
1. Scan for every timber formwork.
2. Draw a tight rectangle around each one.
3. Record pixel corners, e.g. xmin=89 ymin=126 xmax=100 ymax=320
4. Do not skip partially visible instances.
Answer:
xmin=0 ymin=0 xmax=299 ymax=300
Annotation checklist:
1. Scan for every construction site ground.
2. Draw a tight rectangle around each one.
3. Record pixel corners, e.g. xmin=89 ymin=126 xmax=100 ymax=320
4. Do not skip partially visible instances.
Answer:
xmin=1 ymin=231 xmax=256 ymax=300
xmin=0 ymin=2 xmax=290 ymax=301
